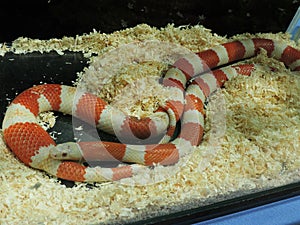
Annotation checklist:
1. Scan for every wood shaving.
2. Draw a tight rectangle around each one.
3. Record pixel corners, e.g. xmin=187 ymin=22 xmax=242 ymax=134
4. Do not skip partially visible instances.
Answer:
xmin=0 ymin=24 xmax=299 ymax=224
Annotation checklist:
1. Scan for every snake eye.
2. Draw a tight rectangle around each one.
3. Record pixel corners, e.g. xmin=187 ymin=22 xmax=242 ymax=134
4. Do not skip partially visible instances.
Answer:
xmin=62 ymin=153 xmax=68 ymax=157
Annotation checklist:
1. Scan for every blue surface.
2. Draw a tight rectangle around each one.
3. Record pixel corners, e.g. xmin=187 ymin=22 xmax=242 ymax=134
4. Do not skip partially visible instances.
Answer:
xmin=194 ymin=195 xmax=300 ymax=225
xmin=287 ymin=6 xmax=300 ymax=40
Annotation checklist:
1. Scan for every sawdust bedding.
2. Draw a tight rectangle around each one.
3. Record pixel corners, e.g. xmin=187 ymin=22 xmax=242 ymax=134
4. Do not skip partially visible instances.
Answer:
xmin=0 ymin=24 xmax=299 ymax=224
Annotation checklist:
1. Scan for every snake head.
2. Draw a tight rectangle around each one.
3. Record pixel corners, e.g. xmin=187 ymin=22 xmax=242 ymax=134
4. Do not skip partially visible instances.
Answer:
xmin=49 ymin=142 xmax=83 ymax=161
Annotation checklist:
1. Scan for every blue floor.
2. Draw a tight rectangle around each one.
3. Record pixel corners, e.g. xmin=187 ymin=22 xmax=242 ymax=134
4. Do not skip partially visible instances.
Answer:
xmin=194 ymin=195 xmax=300 ymax=225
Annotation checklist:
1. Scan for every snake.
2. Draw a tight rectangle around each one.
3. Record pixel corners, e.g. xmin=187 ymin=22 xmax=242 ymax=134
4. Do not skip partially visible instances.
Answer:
xmin=2 ymin=38 xmax=300 ymax=182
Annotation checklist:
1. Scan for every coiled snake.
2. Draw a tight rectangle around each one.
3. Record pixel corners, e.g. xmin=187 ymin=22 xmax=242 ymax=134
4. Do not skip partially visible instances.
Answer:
xmin=2 ymin=38 xmax=300 ymax=182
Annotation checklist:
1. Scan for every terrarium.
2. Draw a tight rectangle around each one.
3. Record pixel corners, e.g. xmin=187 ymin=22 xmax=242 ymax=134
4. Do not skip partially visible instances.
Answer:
xmin=0 ymin=1 xmax=299 ymax=224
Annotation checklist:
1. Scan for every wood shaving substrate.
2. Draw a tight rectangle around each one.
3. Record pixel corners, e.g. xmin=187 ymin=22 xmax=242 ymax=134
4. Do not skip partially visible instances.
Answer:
xmin=0 ymin=24 xmax=299 ymax=225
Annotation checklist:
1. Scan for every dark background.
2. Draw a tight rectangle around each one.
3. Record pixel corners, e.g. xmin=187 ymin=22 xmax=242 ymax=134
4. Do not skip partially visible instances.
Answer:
xmin=0 ymin=0 xmax=298 ymax=43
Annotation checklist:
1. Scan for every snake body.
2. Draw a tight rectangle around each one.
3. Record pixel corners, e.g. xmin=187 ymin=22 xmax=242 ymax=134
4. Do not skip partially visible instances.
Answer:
xmin=2 ymin=38 xmax=300 ymax=182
